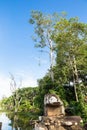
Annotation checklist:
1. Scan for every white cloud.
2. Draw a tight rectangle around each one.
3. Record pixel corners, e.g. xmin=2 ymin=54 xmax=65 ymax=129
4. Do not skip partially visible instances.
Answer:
xmin=0 ymin=73 xmax=37 ymax=100
xmin=22 ymin=77 xmax=37 ymax=87
xmin=14 ymin=71 xmax=38 ymax=87
xmin=0 ymin=75 xmax=11 ymax=99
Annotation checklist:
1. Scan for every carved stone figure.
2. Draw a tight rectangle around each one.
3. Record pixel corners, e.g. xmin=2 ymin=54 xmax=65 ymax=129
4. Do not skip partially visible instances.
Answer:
xmin=44 ymin=94 xmax=65 ymax=116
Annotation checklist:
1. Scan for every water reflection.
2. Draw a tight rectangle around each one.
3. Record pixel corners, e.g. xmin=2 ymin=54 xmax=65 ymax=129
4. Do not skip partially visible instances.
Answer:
xmin=0 ymin=113 xmax=13 ymax=130
xmin=0 ymin=112 xmax=33 ymax=130
xmin=8 ymin=113 xmax=33 ymax=130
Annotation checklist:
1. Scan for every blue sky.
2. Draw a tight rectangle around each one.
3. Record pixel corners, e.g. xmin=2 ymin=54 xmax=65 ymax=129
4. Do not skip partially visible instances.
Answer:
xmin=0 ymin=0 xmax=87 ymax=99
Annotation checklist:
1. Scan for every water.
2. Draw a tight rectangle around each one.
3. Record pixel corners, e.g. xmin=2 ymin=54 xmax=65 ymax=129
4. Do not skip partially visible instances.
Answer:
xmin=0 ymin=113 xmax=15 ymax=130
xmin=0 ymin=112 xmax=33 ymax=130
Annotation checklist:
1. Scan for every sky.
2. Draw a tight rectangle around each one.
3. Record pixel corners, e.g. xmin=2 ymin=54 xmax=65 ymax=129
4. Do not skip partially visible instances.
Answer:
xmin=0 ymin=0 xmax=87 ymax=99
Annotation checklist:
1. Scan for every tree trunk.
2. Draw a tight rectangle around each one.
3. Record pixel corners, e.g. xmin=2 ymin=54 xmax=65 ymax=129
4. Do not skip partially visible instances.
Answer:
xmin=73 ymin=56 xmax=79 ymax=102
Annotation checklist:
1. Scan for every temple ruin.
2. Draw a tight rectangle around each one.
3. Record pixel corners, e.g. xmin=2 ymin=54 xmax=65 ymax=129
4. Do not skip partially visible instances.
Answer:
xmin=34 ymin=94 xmax=84 ymax=130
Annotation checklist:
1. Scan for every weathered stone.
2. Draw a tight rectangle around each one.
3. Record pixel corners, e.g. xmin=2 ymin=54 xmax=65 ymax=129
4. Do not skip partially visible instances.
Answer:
xmin=35 ymin=123 xmax=48 ymax=130
xmin=44 ymin=122 xmax=50 ymax=126
xmin=34 ymin=94 xmax=83 ymax=130
xmin=50 ymin=119 xmax=54 ymax=124
xmin=61 ymin=121 xmax=73 ymax=126
xmin=63 ymin=116 xmax=83 ymax=125
xmin=54 ymin=119 xmax=61 ymax=126
xmin=71 ymin=125 xmax=83 ymax=130
xmin=57 ymin=126 xmax=66 ymax=130
xmin=48 ymin=125 xmax=55 ymax=130
xmin=44 ymin=94 xmax=65 ymax=116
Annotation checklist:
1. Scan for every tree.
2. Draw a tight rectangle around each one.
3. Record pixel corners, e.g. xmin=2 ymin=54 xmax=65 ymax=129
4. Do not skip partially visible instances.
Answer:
xmin=9 ymin=73 xmax=22 ymax=112
xmin=29 ymin=10 xmax=67 ymax=82
xmin=1 ymin=86 xmax=39 ymax=113
xmin=52 ymin=17 xmax=87 ymax=102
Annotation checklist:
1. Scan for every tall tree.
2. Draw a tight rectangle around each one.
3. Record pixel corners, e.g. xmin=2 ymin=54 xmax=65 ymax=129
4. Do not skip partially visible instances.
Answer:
xmin=10 ymin=73 xmax=22 ymax=112
xmin=29 ymin=10 xmax=66 ymax=82
xmin=52 ymin=17 xmax=87 ymax=102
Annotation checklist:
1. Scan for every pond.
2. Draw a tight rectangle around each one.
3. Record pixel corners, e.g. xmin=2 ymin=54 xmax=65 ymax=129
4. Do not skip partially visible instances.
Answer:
xmin=0 ymin=112 xmax=34 ymax=130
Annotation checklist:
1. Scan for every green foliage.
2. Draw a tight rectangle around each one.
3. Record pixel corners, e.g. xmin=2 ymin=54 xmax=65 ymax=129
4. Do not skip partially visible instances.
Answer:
xmin=52 ymin=17 xmax=87 ymax=102
xmin=36 ymin=74 xmax=55 ymax=114
xmin=67 ymin=101 xmax=87 ymax=123
xmin=7 ymin=111 xmax=38 ymax=129
xmin=30 ymin=13 xmax=87 ymax=119
xmin=34 ymin=14 xmax=87 ymax=120
xmin=1 ymin=87 xmax=39 ymax=113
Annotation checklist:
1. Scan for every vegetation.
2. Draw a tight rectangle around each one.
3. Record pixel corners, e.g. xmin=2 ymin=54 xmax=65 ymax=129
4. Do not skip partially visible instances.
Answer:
xmin=1 ymin=11 xmax=87 ymax=123
xmin=1 ymin=87 xmax=40 ymax=115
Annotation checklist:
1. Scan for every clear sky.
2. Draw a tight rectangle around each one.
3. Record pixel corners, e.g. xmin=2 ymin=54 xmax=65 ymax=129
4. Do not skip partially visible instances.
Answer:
xmin=0 ymin=0 xmax=87 ymax=99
